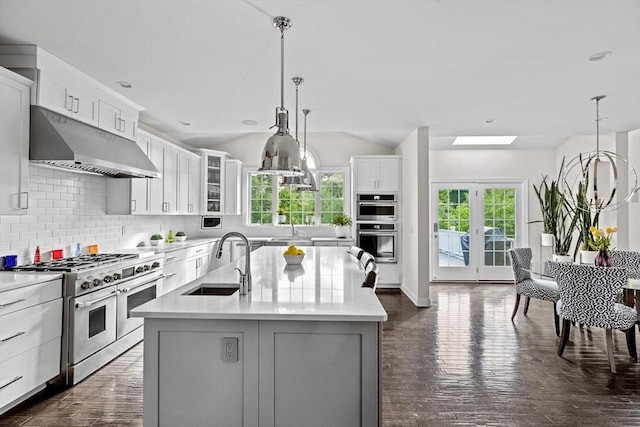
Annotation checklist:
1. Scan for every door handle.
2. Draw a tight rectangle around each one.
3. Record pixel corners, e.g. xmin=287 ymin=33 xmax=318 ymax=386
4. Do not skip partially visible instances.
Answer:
xmin=73 ymin=97 xmax=79 ymax=113
xmin=0 ymin=331 xmax=25 ymax=342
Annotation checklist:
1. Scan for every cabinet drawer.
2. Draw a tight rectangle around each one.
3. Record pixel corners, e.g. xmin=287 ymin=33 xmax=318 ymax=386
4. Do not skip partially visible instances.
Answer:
xmin=186 ymin=244 xmax=210 ymax=259
xmin=0 ymin=279 xmax=62 ymax=316
xmin=0 ymin=337 xmax=61 ymax=412
xmin=164 ymin=249 xmax=187 ymax=265
xmin=0 ymin=298 xmax=62 ymax=363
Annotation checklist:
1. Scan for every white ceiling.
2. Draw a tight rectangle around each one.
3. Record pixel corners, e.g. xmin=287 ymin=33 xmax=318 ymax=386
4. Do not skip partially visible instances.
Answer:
xmin=0 ymin=0 xmax=639 ymax=150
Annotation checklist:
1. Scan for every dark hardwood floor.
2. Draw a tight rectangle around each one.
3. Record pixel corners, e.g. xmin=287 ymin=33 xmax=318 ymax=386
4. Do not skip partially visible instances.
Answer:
xmin=2 ymin=283 xmax=639 ymax=426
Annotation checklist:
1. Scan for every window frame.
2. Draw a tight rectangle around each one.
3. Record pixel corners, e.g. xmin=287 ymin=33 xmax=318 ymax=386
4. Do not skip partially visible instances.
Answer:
xmin=243 ymin=167 xmax=350 ymax=227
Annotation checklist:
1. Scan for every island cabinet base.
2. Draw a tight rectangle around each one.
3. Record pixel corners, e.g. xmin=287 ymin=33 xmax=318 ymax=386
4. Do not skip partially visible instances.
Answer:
xmin=142 ymin=318 xmax=381 ymax=427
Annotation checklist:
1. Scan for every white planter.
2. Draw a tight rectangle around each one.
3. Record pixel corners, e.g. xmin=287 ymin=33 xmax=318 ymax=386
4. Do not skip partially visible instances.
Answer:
xmin=150 ymin=240 xmax=163 ymax=247
xmin=540 ymin=233 xmax=555 ymax=247
xmin=334 ymin=225 xmax=351 ymax=239
xmin=278 ymin=214 xmax=287 ymax=224
xmin=552 ymin=254 xmax=573 ymax=263
xmin=580 ymin=250 xmax=597 ymax=265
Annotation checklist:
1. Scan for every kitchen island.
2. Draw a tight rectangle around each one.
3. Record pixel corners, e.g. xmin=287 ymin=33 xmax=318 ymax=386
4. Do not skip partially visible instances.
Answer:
xmin=133 ymin=246 xmax=387 ymax=427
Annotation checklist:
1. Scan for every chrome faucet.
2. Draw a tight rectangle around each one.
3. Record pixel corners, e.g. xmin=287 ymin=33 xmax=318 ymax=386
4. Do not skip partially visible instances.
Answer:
xmin=290 ymin=219 xmax=297 ymax=237
xmin=215 ymin=232 xmax=251 ymax=295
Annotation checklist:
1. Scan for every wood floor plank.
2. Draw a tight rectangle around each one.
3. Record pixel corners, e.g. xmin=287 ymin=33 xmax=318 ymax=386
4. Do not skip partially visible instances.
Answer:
xmin=1 ymin=283 xmax=639 ymax=426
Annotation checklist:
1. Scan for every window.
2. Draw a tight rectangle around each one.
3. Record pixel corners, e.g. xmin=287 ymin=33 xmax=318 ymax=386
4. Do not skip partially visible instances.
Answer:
xmin=246 ymin=169 xmax=348 ymax=226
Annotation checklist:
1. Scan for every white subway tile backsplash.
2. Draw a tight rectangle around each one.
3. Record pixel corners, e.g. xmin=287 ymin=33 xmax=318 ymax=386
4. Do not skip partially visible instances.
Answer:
xmin=1 ymin=166 xmax=200 ymax=265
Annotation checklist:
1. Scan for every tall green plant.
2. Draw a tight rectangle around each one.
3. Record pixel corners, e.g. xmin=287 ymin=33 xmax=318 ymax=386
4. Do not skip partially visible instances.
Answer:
xmin=531 ymin=158 xmax=577 ymax=255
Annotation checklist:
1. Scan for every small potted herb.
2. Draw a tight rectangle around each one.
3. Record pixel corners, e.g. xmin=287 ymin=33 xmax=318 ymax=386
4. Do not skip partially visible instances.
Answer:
xmin=330 ymin=213 xmax=353 ymax=238
xmin=150 ymin=234 xmax=163 ymax=246
xmin=277 ymin=208 xmax=287 ymax=224
xmin=175 ymin=231 xmax=187 ymax=242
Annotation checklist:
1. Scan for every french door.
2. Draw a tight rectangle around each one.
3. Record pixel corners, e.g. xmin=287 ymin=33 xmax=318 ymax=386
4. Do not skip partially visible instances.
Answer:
xmin=431 ymin=181 xmax=526 ymax=282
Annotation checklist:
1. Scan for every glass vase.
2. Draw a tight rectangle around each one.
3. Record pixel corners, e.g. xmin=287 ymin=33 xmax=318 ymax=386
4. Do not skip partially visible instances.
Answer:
xmin=594 ymin=249 xmax=613 ymax=267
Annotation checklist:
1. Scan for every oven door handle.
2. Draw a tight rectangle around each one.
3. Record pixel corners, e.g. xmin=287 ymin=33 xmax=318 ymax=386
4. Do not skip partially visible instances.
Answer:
xmin=358 ymin=232 xmax=397 ymax=236
xmin=75 ymin=290 xmax=119 ymax=308
xmin=120 ymin=276 xmax=160 ymax=293
xmin=358 ymin=201 xmax=396 ymax=206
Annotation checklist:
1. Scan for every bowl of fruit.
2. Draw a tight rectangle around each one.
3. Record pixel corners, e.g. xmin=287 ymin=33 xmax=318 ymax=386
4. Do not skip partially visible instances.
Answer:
xmin=283 ymin=245 xmax=305 ymax=265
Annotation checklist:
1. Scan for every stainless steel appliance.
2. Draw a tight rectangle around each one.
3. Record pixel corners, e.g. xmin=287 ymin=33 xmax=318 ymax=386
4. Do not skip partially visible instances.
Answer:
xmin=9 ymin=252 xmax=163 ymax=385
xmin=356 ymin=194 xmax=397 ymax=221
xmin=357 ymin=223 xmax=397 ymax=263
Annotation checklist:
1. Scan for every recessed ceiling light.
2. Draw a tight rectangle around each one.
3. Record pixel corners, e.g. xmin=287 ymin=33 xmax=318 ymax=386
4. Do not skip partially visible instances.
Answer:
xmin=179 ymin=121 xmax=191 ymax=126
xmin=116 ymin=81 xmax=133 ymax=89
xmin=484 ymin=119 xmax=495 ymax=124
xmin=589 ymin=51 xmax=612 ymax=62
xmin=453 ymin=136 xmax=517 ymax=146
xmin=242 ymin=119 xmax=258 ymax=126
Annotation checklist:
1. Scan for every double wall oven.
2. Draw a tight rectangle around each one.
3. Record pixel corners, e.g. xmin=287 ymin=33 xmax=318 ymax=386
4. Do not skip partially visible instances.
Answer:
xmin=10 ymin=253 xmax=163 ymax=385
xmin=356 ymin=193 xmax=398 ymax=263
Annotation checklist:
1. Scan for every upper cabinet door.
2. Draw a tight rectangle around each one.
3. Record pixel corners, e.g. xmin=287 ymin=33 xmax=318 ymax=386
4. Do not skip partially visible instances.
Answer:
xmin=97 ymin=100 xmax=138 ymax=141
xmin=0 ymin=68 xmax=31 ymax=215
xmin=148 ymin=138 xmax=165 ymax=215
xmin=177 ymin=151 xmax=190 ymax=215
xmin=203 ymin=152 xmax=224 ymax=214
xmin=130 ymin=135 xmax=150 ymax=214
xmin=352 ymin=156 xmax=401 ymax=193
xmin=38 ymin=72 xmax=98 ymax=126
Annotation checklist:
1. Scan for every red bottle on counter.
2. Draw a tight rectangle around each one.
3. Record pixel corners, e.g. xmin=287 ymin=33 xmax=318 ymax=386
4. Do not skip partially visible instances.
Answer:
xmin=34 ymin=246 xmax=41 ymax=263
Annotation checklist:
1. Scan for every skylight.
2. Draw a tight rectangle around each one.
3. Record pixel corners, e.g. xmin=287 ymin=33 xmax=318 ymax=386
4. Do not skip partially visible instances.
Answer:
xmin=452 ymin=136 xmax=517 ymax=146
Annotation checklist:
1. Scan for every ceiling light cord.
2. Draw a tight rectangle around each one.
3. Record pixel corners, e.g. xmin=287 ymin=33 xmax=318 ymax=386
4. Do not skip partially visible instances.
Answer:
xmin=303 ymin=109 xmax=310 ymax=160
xmin=280 ymin=28 xmax=285 ymax=111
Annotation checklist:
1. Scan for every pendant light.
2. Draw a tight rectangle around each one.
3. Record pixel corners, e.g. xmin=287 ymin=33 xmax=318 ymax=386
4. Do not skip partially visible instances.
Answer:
xmin=258 ymin=16 xmax=303 ymax=176
xmin=282 ymin=77 xmax=313 ymax=188
xmin=562 ymin=95 xmax=638 ymax=212
xmin=295 ymin=109 xmax=319 ymax=192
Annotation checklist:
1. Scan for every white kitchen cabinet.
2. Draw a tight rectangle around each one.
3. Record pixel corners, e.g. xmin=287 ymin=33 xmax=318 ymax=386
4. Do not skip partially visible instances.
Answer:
xmin=224 ymin=159 xmax=243 ymax=215
xmin=185 ymin=244 xmax=211 ymax=284
xmin=145 ymin=320 xmax=259 ymax=427
xmin=0 ymin=276 xmax=62 ymax=414
xmin=177 ymin=150 xmax=201 ymax=215
xmin=0 ymin=45 xmax=142 ymax=141
xmin=162 ymin=250 xmax=187 ymax=295
xmin=351 ymin=155 xmax=401 ymax=192
xmin=38 ymin=71 xmax=98 ymax=125
xmin=201 ymin=149 xmax=225 ymax=214
xmin=97 ymin=99 xmax=137 ymax=140
xmin=148 ymin=136 xmax=179 ymax=215
xmin=106 ymin=133 xmax=151 ymax=215
xmin=0 ymin=67 xmax=31 ymax=215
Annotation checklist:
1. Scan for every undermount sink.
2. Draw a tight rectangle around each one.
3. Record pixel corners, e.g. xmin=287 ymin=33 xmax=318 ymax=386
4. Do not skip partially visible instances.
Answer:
xmin=267 ymin=237 xmax=313 ymax=246
xmin=184 ymin=283 xmax=240 ymax=296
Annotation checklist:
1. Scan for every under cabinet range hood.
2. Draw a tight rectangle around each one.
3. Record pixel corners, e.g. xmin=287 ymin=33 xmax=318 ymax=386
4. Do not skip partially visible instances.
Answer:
xmin=29 ymin=106 xmax=160 ymax=178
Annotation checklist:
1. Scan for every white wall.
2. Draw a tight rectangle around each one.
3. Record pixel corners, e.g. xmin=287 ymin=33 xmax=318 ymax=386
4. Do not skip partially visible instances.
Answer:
xmin=395 ymin=128 xmax=430 ymax=307
xmin=628 ymin=130 xmax=640 ymax=250
xmin=193 ymin=132 xmax=394 ymax=166
xmin=429 ymin=149 xmax=556 ymax=262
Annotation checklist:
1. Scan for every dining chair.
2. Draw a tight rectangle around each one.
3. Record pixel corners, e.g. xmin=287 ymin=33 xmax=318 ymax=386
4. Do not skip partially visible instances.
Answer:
xmin=610 ymin=250 xmax=640 ymax=277
xmin=348 ymin=245 xmax=365 ymax=262
xmin=508 ymin=248 xmax=561 ymax=336
xmin=552 ymin=263 xmax=637 ymax=373
xmin=362 ymin=261 xmax=379 ymax=291
xmin=360 ymin=252 xmax=375 ymax=270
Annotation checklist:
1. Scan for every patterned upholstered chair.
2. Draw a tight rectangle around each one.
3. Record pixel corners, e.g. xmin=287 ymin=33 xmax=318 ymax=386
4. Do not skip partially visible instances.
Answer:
xmin=552 ymin=263 xmax=637 ymax=373
xmin=360 ymin=252 xmax=375 ymax=270
xmin=348 ymin=246 xmax=365 ymax=263
xmin=610 ymin=250 xmax=640 ymax=278
xmin=508 ymin=248 xmax=561 ymax=336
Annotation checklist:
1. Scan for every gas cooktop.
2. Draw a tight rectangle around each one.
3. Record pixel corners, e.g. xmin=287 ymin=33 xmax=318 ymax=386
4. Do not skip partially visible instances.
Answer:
xmin=9 ymin=253 xmax=138 ymax=272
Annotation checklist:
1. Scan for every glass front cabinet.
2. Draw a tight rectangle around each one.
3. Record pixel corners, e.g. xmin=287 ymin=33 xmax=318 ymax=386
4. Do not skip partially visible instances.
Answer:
xmin=198 ymin=149 xmax=226 ymax=214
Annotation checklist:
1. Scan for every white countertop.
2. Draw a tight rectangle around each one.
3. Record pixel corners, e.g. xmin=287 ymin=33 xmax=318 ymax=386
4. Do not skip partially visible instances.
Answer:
xmin=132 ymin=246 xmax=387 ymax=322
xmin=0 ymin=272 xmax=63 ymax=293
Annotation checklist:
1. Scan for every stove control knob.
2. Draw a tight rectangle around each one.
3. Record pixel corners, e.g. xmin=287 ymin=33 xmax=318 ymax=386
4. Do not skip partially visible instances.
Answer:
xmin=80 ymin=281 xmax=91 ymax=290
xmin=93 ymin=278 xmax=102 ymax=287
xmin=143 ymin=264 xmax=151 ymax=271
xmin=151 ymin=261 xmax=160 ymax=269
xmin=103 ymin=275 xmax=113 ymax=283
xmin=112 ymin=273 xmax=121 ymax=280
xmin=135 ymin=266 xmax=144 ymax=274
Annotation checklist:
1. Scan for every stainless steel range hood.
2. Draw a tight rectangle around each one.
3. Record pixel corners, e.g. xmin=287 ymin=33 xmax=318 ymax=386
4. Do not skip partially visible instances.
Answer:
xmin=29 ymin=106 xmax=161 ymax=178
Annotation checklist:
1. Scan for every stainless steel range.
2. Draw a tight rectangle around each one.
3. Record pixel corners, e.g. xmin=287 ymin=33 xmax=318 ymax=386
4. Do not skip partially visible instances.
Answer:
xmin=9 ymin=252 xmax=164 ymax=385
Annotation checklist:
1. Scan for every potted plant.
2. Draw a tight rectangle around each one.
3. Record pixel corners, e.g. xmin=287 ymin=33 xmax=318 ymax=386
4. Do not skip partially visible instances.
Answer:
xmin=306 ymin=211 xmax=315 ymax=224
xmin=150 ymin=234 xmax=163 ymax=246
xmin=175 ymin=231 xmax=187 ymax=242
xmin=277 ymin=208 xmax=287 ymax=224
xmin=330 ymin=213 xmax=353 ymax=238
xmin=531 ymin=158 xmax=577 ymax=261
